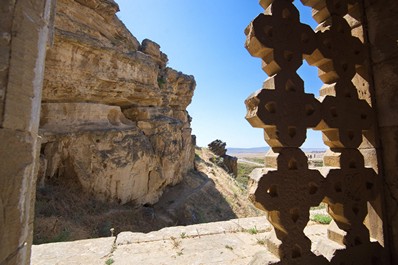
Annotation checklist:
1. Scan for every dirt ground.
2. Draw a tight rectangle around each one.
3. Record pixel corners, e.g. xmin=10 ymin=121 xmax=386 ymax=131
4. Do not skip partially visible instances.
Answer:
xmin=34 ymin=147 xmax=263 ymax=244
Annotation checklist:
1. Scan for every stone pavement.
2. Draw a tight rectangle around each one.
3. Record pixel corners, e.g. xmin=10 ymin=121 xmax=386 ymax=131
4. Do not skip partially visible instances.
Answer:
xmin=31 ymin=216 xmax=337 ymax=265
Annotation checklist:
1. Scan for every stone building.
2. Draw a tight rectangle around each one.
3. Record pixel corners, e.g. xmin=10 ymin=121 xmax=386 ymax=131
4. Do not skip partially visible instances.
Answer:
xmin=0 ymin=0 xmax=397 ymax=264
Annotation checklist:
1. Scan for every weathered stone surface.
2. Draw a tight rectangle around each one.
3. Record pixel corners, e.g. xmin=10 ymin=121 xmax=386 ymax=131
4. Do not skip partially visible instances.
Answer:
xmin=372 ymin=60 xmax=398 ymax=127
xmin=208 ymin=140 xmax=238 ymax=177
xmin=31 ymin=217 xmax=339 ymax=265
xmin=40 ymin=103 xmax=135 ymax=133
xmin=41 ymin=128 xmax=163 ymax=204
xmin=31 ymin=217 xmax=277 ymax=265
xmin=264 ymin=148 xmax=278 ymax=169
xmin=208 ymin=139 xmax=227 ymax=157
xmin=31 ymin=237 xmax=115 ymax=265
xmin=0 ymin=0 xmax=54 ymax=264
xmin=366 ymin=0 xmax=398 ymax=261
xmin=1 ymin=0 xmax=53 ymax=133
xmin=0 ymin=129 xmax=41 ymax=265
xmin=365 ymin=1 xmax=398 ymax=65
xmin=39 ymin=0 xmax=196 ymax=205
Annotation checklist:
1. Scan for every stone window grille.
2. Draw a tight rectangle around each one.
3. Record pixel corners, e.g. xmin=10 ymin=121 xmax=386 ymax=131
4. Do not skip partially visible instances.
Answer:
xmin=244 ymin=0 xmax=386 ymax=263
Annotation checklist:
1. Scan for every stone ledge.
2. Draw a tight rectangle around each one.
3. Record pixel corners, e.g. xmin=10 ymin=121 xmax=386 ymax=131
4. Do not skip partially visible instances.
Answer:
xmin=31 ymin=217 xmax=335 ymax=265
xmin=116 ymin=216 xmax=271 ymax=246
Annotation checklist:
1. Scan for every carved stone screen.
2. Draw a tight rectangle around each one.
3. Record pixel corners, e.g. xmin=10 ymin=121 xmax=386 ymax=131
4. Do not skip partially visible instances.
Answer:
xmin=244 ymin=0 xmax=386 ymax=264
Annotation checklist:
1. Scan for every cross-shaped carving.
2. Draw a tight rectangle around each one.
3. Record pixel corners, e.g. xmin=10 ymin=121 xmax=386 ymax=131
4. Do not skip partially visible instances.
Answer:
xmin=245 ymin=0 xmax=317 ymax=76
xmin=245 ymin=73 xmax=321 ymax=148
xmin=244 ymin=0 xmax=384 ymax=264
xmin=301 ymin=0 xmax=359 ymax=24
xmin=244 ymin=0 xmax=322 ymax=148
xmin=306 ymin=15 xmax=365 ymax=84
xmin=315 ymin=81 xmax=373 ymax=148
xmin=250 ymin=148 xmax=327 ymax=262
xmin=324 ymin=149 xmax=379 ymax=247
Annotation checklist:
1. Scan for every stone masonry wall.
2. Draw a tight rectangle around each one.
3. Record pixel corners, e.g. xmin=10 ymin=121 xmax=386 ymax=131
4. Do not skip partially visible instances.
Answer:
xmin=365 ymin=0 xmax=398 ymax=263
xmin=0 ymin=0 xmax=54 ymax=264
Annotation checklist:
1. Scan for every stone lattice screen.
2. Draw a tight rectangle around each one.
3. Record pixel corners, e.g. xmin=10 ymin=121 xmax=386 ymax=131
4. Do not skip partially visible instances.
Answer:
xmin=244 ymin=0 xmax=386 ymax=264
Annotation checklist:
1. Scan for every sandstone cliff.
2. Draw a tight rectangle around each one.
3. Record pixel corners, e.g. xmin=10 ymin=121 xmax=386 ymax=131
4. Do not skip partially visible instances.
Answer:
xmin=33 ymin=147 xmax=262 ymax=243
xmin=38 ymin=0 xmax=196 ymax=205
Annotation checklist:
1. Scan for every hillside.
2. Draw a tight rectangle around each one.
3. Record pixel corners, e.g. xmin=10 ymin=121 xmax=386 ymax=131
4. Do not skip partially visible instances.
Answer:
xmin=34 ymin=147 xmax=263 ymax=244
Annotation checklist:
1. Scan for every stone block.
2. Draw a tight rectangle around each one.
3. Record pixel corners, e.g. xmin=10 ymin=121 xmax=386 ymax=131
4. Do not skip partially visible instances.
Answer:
xmin=365 ymin=0 xmax=398 ymax=64
xmin=244 ymin=16 xmax=273 ymax=59
xmin=264 ymin=148 xmax=278 ymax=168
xmin=351 ymin=25 xmax=364 ymax=43
xmin=319 ymin=84 xmax=335 ymax=97
xmin=323 ymin=149 xmax=341 ymax=167
xmin=379 ymin=126 xmax=398 ymax=197
xmin=327 ymin=220 xmax=346 ymax=245
xmin=344 ymin=3 xmax=362 ymax=29
xmin=0 ymin=128 xmax=40 ymax=265
xmin=364 ymin=196 xmax=385 ymax=246
xmin=359 ymin=147 xmax=378 ymax=170
xmin=312 ymin=236 xmax=345 ymax=261
xmin=2 ymin=0 xmax=53 ymax=133
xmin=373 ymin=61 xmax=398 ymax=127
xmin=31 ymin=237 xmax=115 ymax=264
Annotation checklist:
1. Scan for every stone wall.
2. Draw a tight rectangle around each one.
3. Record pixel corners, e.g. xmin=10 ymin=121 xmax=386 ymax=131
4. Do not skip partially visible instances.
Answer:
xmin=365 ymin=0 xmax=398 ymax=263
xmin=0 ymin=0 xmax=54 ymax=264
xmin=38 ymin=0 xmax=196 ymax=205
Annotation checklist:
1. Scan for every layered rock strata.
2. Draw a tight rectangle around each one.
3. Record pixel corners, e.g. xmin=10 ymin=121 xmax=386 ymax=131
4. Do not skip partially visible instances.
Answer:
xmin=38 ymin=0 xmax=196 ymax=204
xmin=208 ymin=140 xmax=238 ymax=177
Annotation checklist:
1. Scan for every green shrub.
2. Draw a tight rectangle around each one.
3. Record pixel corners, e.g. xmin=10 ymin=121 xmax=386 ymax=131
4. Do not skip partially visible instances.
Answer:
xmin=157 ymin=77 xmax=166 ymax=87
xmin=236 ymin=163 xmax=259 ymax=188
xmin=105 ymin=258 xmax=114 ymax=265
xmin=311 ymin=214 xmax=332 ymax=224
xmin=247 ymin=227 xmax=258 ymax=235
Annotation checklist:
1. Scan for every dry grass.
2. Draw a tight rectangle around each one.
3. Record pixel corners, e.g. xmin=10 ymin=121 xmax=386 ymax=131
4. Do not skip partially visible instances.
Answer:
xmin=34 ymin=147 xmax=263 ymax=244
xmin=34 ymin=180 xmax=168 ymax=244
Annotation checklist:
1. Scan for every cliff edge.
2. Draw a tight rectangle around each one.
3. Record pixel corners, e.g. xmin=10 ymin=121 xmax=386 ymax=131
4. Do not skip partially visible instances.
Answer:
xmin=38 ymin=0 xmax=196 ymax=205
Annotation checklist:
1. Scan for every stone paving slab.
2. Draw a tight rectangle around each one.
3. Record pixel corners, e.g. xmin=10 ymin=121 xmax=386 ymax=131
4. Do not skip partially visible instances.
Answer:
xmin=113 ymin=232 xmax=278 ymax=265
xmin=31 ymin=216 xmax=333 ymax=265
xmin=31 ymin=237 xmax=115 ymax=265
xmin=116 ymin=216 xmax=272 ymax=245
xmin=112 ymin=216 xmax=276 ymax=265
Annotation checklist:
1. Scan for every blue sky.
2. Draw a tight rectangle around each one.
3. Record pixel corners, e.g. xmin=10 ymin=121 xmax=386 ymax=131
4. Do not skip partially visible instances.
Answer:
xmin=116 ymin=0 xmax=325 ymax=148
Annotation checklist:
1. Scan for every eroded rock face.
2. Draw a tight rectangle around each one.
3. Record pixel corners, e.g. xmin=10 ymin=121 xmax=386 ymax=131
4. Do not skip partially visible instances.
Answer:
xmin=208 ymin=140 xmax=238 ymax=177
xmin=39 ymin=0 xmax=196 ymax=205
